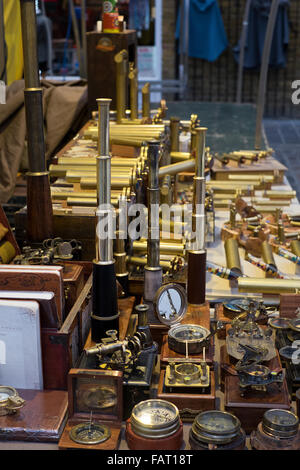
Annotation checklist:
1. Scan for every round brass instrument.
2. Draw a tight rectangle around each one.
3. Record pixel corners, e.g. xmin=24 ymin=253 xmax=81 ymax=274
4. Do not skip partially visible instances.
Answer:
xmin=69 ymin=422 xmax=111 ymax=445
xmin=262 ymin=409 xmax=299 ymax=439
xmin=190 ymin=410 xmax=242 ymax=445
xmin=0 ymin=386 xmax=25 ymax=416
xmin=130 ymin=399 xmax=180 ymax=439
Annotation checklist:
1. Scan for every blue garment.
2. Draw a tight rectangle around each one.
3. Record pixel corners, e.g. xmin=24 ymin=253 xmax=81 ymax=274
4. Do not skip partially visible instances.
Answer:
xmin=176 ymin=0 xmax=228 ymax=62
xmin=233 ymin=0 xmax=289 ymax=69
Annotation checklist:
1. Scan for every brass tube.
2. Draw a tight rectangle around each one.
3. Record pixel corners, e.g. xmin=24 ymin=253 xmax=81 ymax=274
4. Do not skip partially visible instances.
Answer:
xmin=170 ymin=151 xmax=191 ymax=162
xmin=126 ymin=255 xmax=174 ymax=271
xmin=291 ymin=240 xmax=300 ymax=258
xmin=80 ymin=177 xmax=132 ymax=189
xmin=50 ymin=165 xmax=133 ymax=178
xmin=66 ymin=197 xmax=119 ymax=207
xmin=114 ymin=49 xmax=128 ymax=124
xmin=129 ymin=63 xmax=138 ymax=121
xmin=170 ymin=117 xmax=180 ymax=152
xmin=133 ymin=240 xmax=185 ymax=256
xmin=142 ymin=83 xmax=150 ymax=119
xmin=264 ymin=190 xmax=296 ymax=199
xmin=56 ymin=157 xmax=138 ymax=167
xmin=238 ymin=277 xmax=300 ymax=294
xmin=224 ymin=238 xmax=242 ymax=275
xmin=159 ymin=159 xmax=195 ymax=178
xmin=261 ymin=241 xmax=276 ymax=269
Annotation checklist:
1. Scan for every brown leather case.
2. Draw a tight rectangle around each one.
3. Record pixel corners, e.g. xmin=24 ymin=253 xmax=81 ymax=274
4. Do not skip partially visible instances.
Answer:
xmin=125 ymin=420 xmax=184 ymax=450
xmin=250 ymin=423 xmax=300 ymax=450
xmin=0 ymin=389 xmax=68 ymax=442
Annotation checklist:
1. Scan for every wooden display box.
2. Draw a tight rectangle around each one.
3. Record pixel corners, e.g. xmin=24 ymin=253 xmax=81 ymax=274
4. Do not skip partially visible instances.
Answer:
xmin=59 ymin=369 xmax=123 ymax=450
xmin=0 ymin=389 xmax=68 ymax=442
xmin=224 ymin=375 xmax=291 ymax=434
xmin=211 ymin=156 xmax=287 ymax=184
xmin=280 ymin=293 xmax=300 ymax=319
xmin=219 ymin=344 xmax=283 ymax=393
xmin=86 ymin=30 xmax=137 ymax=114
xmin=157 ymin=369 xmax=216 ymax=422
xmin=160 ymin=334 xmax=214 ymax=368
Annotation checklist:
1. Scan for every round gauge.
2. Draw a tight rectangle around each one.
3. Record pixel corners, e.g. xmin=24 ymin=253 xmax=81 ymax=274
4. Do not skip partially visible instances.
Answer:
xmin=130 ymin=399 xmax=180 ymax=439
xmin=279 ymin=345 xmax=300 ymax=361
xmin=69 ymin=422 xmax=111 ymax=445
xmin=80 ymin=386 xmax=117 ymax=409
xmin=0 ymin=386 xmax=25 ymax=416
xmin=262 ymin=409 xmax=299 ymax=439
xmin=0 ymin=386 xmax=15 ymax=403
xmin=191 ymin=410 xmax=241 ymax=445
xmin=288 ymin=318 xmax=300 ymax=333
xmin=268 ymin=317 xmax=290 ymax=330
xmin=154 ymin=283 xmax=187 ymax=325
xmin=168 ymin=323 xmax=211 ymax=354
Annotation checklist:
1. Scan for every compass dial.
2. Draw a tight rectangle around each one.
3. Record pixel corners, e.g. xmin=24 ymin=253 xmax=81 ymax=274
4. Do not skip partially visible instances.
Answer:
xmin=69 ymin=422 xmax=111 ymax=445
xmin=131 ymin=399 xmax=180 ymax=439
xmin=262 ymin=409 xmax=299 ymax=439
xmin=191 ymin=410 xmax=241 ymax=445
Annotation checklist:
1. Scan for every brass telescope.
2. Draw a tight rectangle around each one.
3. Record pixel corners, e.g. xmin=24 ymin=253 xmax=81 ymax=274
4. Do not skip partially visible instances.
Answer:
xmin=91 ymin=98 xmax=119 ymax=342
xmin=187 ymin=127 xmax=207 ymax=305
xmin=20 ymin=0 xmax=53 ymax=242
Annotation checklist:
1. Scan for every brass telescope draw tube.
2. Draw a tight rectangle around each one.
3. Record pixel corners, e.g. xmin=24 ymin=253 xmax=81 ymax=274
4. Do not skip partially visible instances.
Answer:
xmin=224 ymin=238 xmax=242 ymax=276
xmin=238 ymin=277 xmax=300 ymax=294
xmin=187 ymin=127 xmax=207 ymax=305
xmin=144 ymin=140 xmax=163 ymax=318
xmin=92 ymin=98 xmax=119 ymax=342
xmin=114 ymin=49 xmax=128 ymax=124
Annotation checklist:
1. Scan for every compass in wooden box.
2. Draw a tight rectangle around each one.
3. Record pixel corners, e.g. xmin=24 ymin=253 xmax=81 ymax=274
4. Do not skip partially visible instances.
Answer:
xmin=58 ymin=368 xmax=123 ymax=450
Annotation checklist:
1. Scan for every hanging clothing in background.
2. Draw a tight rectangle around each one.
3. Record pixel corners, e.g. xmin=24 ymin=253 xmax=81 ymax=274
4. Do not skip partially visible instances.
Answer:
xmin=3 ymin=0 xmax=23 ymax=85
xmin=233 ymin=0 xmax=290 ymax=69
xmin=128 ymin=0 xmax=150 ymax=33
xmin=176 ymin=0 xmax=228 ymax=62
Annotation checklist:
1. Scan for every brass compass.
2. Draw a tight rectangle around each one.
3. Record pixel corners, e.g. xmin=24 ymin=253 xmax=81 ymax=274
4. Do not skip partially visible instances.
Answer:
xmin=0 ymin=386 xmax=25 ymax=416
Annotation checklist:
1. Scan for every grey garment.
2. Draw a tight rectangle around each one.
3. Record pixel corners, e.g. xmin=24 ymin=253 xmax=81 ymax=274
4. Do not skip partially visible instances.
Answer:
xmin=233 ymin=0 xmax=290 ymax=69
xmin=0 ymin=79 xmax=88 ymax=203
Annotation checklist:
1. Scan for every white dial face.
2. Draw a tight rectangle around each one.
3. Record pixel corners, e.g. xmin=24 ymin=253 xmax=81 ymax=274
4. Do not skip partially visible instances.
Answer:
xmin=157 ymin=288 xmax=182 ymax=320
xmin=0 ymin=391 xmax=10 ymax=401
